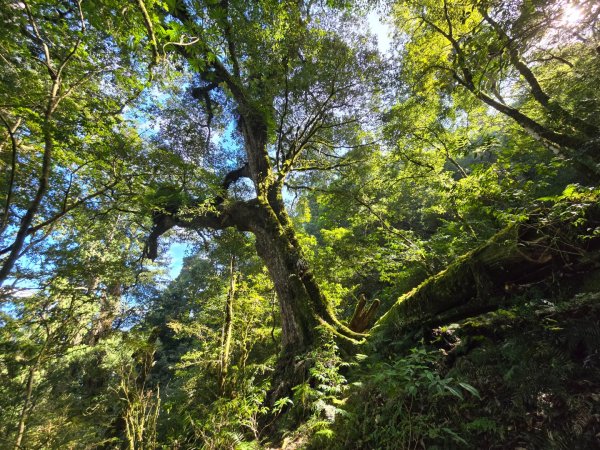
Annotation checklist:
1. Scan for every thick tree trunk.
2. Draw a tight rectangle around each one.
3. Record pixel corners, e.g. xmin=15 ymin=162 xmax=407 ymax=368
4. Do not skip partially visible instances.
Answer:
xmin=254 ymin=227 xmax=319 ymax=354
xmin=236 ymin=105 xmax=362 ymax=356
xmin=249 ymin=199 xmax=365 ymax=403
xmin=150 ymin=190 xmax=357 ymax=358
xmin=148 ymin=7 xmax=364 ymax=403
xmin=252 ymin=194 xmax=362 ymax=349
xmin=369 ymin=204 xmax=600 ymax=349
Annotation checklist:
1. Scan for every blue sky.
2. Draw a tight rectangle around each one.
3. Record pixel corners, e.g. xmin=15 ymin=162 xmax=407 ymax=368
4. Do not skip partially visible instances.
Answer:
xmin=167 ymin=242 xmax=191 ymax=279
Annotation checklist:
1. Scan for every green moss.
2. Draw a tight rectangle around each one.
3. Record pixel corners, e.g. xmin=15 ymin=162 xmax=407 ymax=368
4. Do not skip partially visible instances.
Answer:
xmin=370 ymin=223 xmax=522 ymax=342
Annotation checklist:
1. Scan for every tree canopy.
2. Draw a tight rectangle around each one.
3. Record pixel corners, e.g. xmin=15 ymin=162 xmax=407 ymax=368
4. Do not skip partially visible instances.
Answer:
xmin=1 ymin=0 xmax=599 ymax=448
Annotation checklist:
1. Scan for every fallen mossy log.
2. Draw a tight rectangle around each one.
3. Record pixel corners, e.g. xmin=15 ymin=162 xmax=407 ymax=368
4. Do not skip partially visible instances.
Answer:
xmin=369 ymin=200 xmax=600 ymax=348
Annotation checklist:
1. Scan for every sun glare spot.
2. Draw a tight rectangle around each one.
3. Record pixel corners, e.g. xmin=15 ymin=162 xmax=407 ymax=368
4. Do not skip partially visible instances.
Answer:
xmin=560 ymin=3 xmax=583 ymax=26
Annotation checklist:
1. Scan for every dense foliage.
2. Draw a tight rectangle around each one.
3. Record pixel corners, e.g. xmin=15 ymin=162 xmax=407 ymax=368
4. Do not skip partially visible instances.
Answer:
xmin=1 ymin=0 xmax=598 ymax=448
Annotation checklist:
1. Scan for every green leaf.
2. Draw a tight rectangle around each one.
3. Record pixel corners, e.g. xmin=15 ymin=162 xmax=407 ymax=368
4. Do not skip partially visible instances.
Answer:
xmin=458 ymin=382 xmax=481 ymax=399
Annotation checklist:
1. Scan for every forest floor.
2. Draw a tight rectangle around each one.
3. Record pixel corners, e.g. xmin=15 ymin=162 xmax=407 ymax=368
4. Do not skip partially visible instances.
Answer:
xmin=276 ymin=204 xmax=600 ymax=449
xmin=292 ymin=268 xmax=600 ymax=449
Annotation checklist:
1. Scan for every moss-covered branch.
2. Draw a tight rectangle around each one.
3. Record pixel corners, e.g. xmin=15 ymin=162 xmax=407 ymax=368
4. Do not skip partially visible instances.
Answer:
xmin=369 ymin=199 xmax=600 ymax=348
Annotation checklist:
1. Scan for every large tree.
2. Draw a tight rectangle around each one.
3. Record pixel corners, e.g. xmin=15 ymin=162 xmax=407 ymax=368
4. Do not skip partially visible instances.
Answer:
xmin=144 ymin=0 xmax=380 ymax=360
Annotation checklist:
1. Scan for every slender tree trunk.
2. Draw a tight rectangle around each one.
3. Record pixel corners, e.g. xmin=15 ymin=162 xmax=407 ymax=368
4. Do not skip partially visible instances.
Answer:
xmin=14 ymin=346 xmax=45 ymax=450
xmin=456 ymin=77 xmax=600 ymax=180
xmin=0 ymin=115 xmax=21 ymax=235
xmin=481 ymin=10 xmax=599 ymax=138
xmin=14 ymin=365 xmax=35 ymax=450
xmin=219 ymin=255 xmax=236 ymax=393
xmin=0 ymin=78 xmax=59 ymax=284
xmin=425 ymin=13 xmax=599 ymax=179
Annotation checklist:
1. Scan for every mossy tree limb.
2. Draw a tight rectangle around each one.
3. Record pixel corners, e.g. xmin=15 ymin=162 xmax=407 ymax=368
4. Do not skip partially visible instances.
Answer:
xmin=369 ymin=203 xmax=600 ymax=348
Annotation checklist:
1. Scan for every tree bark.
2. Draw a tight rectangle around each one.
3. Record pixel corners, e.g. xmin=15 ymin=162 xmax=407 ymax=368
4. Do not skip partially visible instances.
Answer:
xmin=253 ymin=227 xmax=320 ymax=354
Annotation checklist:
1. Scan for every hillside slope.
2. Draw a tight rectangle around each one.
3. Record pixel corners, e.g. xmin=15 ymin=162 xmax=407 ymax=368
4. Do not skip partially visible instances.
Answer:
xmin=298 ymin=197 xmax=600 ymax=449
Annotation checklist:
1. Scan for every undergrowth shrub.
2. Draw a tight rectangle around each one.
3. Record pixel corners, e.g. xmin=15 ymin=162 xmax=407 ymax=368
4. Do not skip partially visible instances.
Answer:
xmin=278 ymin=338 xmax=350 ymax=446
xmin=445 ymin=291 xmax=600 ymax=449
xmin=309 ymin=346 xmax=479 ymax=449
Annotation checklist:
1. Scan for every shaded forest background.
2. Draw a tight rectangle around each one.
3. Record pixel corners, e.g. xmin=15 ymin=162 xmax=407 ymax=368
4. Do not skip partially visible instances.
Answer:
xmin=1 ymin=0 xmax=599 ymax=448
